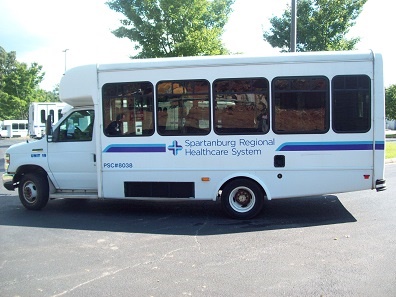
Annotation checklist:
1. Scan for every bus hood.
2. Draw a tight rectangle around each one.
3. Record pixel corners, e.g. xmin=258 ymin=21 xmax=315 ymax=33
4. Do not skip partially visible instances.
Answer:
xmin=6 ymin=138 xmax=47 ymax=155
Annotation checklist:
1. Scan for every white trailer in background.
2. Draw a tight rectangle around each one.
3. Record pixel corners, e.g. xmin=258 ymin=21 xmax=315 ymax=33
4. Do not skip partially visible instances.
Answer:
xmin=0 ymin=120 xmax=28 ymax=138
xmin=28 ymin=102 xmax=68 ymax=138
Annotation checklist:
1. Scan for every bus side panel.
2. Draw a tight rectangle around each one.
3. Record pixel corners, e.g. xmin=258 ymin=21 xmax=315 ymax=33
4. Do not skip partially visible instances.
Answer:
xmin=95 ymin=51 xmax=384 ymax=201
xmin=99 ymin=133 xmax=376 ymax=200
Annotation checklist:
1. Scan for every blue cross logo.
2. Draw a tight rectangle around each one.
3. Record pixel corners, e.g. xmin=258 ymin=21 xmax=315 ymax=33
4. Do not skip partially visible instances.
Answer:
xmin=168 ymin=140 xmax=183 ymax=156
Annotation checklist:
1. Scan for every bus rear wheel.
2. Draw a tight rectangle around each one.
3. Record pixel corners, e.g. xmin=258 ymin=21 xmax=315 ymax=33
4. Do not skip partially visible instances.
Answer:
xmin=18 ymin=173 xmax=49 ymax=210
xmin=221 ymin=179 xmax=264 ymax=219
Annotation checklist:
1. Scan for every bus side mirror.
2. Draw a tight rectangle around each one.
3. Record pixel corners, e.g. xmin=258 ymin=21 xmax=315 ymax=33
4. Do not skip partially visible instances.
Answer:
xmin=46 ymin=115 xmax=53 ymax=142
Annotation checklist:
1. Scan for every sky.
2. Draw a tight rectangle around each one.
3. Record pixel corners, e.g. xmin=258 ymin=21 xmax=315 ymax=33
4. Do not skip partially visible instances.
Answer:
xmin=0 ymin=0 xmax=395 ymax=91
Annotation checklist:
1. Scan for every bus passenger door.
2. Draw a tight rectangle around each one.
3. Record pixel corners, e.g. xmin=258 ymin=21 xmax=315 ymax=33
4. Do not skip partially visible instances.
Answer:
xmin=47 ymin=109 xmax=97 ymax=190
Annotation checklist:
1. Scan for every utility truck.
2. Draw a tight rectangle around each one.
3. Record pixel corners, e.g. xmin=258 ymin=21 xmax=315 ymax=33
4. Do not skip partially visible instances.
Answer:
xmin=2 ymin=51 xmax=386 ymax=219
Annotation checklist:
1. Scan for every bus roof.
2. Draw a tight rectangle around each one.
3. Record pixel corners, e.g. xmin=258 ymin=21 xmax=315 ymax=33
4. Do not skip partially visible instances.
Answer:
xmin=98 ymin=50 xmax=376 ymax=72
xmin=59 ymin=50 xmax=379 ymax=107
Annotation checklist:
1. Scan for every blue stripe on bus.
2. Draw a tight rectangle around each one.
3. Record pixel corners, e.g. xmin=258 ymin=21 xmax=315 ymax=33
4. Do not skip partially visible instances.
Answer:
xmin=375 ymin=141 xmax=385 ymax=150
xmin=103 ymin=144 xmax=166 ymax=153
xmin=276 ymin=141 xmax=385 ymax=152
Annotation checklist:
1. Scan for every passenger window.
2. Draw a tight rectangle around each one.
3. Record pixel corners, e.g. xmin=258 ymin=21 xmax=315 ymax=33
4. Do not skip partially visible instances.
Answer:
xmin=53 ymin=110 xmax=95 ymax=142
xmin=273 ymin=76 xmax=329 ymax=134
xmin=40 ymin=110 xmax=46 ymax=123
xmin=102 ymin=82 xmax=154 ymax=137
xmin=213 ymin=78 xmax=269 ymax=135
xmin=58 ymin=109 xmax=63 ymax=121
xmin=332 ymin=75 xmax=371 ymax=133
xmin=156 ymin=80 xmax=210 ymax=136
xmin=49 ymin=109 xmax=55 ymax=123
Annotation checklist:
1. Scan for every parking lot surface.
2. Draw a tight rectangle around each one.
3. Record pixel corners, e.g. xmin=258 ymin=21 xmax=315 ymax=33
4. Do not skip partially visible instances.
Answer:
xmin=1 ymin=138 xmax=395 ymax=296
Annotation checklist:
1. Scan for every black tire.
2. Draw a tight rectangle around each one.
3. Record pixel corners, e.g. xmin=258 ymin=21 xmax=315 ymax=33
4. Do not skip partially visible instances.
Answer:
xmin=18 ymin=173 xmax=49 ymax=210
xmin=221 ymin=179 xmax=264 ymax=219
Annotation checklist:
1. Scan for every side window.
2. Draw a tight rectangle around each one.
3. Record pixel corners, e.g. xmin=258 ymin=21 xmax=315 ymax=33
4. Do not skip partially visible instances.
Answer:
xmin=213 ymin=78 xmax=269 ymax=135
xmin=49 ymin=109 xmax=55 ymax=123
xmin=273 ymin=76 xmax=329 ymax=134
xmin=103 ymin=82 xmax=154 ymax=137
xmin=53 ymin=110 xmax=95 ymax=142
xmin=156 ymin=80 xmax=210 ymax=135
xmin=40 ymin=109 xmax=46 ymax=123
xmin=58 ymin=109 xmax=63 ymax=121
xmin=332 ymin=75 xmax=371 ymax=133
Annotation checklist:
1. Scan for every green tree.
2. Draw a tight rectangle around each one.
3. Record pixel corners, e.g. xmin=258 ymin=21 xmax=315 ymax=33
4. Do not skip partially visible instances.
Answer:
xmin=107 ymin=0 xmax=234 ymax=58
xmin=46 ymin=84 xmax=60 ymax=102
xmin=263 ymin=0 xmax=367 ymax=52
xmin=386 ymin=84 xmax=396 ymax=121
xmin=0 ymin=46 xmax=57 ymax=120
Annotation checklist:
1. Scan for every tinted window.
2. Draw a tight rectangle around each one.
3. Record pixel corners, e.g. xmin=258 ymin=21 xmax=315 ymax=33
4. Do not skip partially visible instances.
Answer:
xmin=156 ymin=80 xmax=210 ymax=136
xmin=273 ymin=76 xmax=329 ymax=134
xmin=53 ymin=110 xmax=94 ymax=142
xmin=213 ymin=78 xmax=269 ymax=135
xmin=40 ymin=110 xmax=46 ymax=123
xmin=58 ymin=109 xmax=63 ymax=121
xmin=102 ymin=82 xmax=154 ymax=137
xmin=332 ymin=75 xmax=371 ymax=133
xmin=49 ymin=109 xmax=55 ymax=123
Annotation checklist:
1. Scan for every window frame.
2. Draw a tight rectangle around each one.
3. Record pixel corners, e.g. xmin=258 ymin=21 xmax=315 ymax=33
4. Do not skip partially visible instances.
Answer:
xmin=331 ymin=74 xmax=371 ymax=134
xmin=156 ymin=79 xmax=211 ymax=136
xmin=102 ymin=81 xmax=155 ymax=137
xmin=272 ymin=75 xmax=330 ymax=135
xmin=52 ymin=109 xmax=95 ymax=142
xmin=213 ymin=77 xmax=270 ymax=135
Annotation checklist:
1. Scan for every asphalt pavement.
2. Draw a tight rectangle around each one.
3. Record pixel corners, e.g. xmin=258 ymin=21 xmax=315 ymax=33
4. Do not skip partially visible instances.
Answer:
xmin=0 ymin=137 xmax=395 ymax=297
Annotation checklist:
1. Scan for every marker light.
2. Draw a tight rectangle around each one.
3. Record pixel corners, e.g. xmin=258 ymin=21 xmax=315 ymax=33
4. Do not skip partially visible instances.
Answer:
xmin=5 ymin=153 xmax=10 ymax=171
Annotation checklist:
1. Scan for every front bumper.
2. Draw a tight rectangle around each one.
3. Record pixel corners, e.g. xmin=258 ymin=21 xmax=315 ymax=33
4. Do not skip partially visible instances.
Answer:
xmin=2 ymin=173 xmax=15 ymax=191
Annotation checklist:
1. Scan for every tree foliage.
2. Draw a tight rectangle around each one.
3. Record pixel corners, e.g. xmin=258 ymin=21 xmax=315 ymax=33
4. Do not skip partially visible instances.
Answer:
xmin=386 ymin=84 xmax=396 ymax=121
xmin=0 ymin=46 xmax=58 ymax=120
xmin=107 ymin=0 xmax=234 ymax=58
xmin=263 ymin=0 xmax=367 ymax=52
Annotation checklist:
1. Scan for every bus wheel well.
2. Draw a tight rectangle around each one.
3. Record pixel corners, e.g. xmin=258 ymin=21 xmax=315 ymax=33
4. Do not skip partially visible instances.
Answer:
xmin=14 ymin=165 xmax=48 ymax=185
xmin=219 ymin=177 xmax=266 ymax=198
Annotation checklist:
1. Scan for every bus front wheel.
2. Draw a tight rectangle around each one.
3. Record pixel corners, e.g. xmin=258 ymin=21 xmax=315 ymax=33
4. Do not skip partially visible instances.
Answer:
xmin=18 ymin=173 xmax=49 ymax=210
xmin=221 ymin=179 xmax=264 ymax=219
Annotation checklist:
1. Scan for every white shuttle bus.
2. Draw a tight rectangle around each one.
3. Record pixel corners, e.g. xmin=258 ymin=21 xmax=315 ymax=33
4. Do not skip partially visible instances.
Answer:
xmin=2 ymin=51 xmax=386 ymax=219
xmin=28 ymin=102 xmax=68 ymax=138
xmin=0 ymin=120 xmax=28 ymax=138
